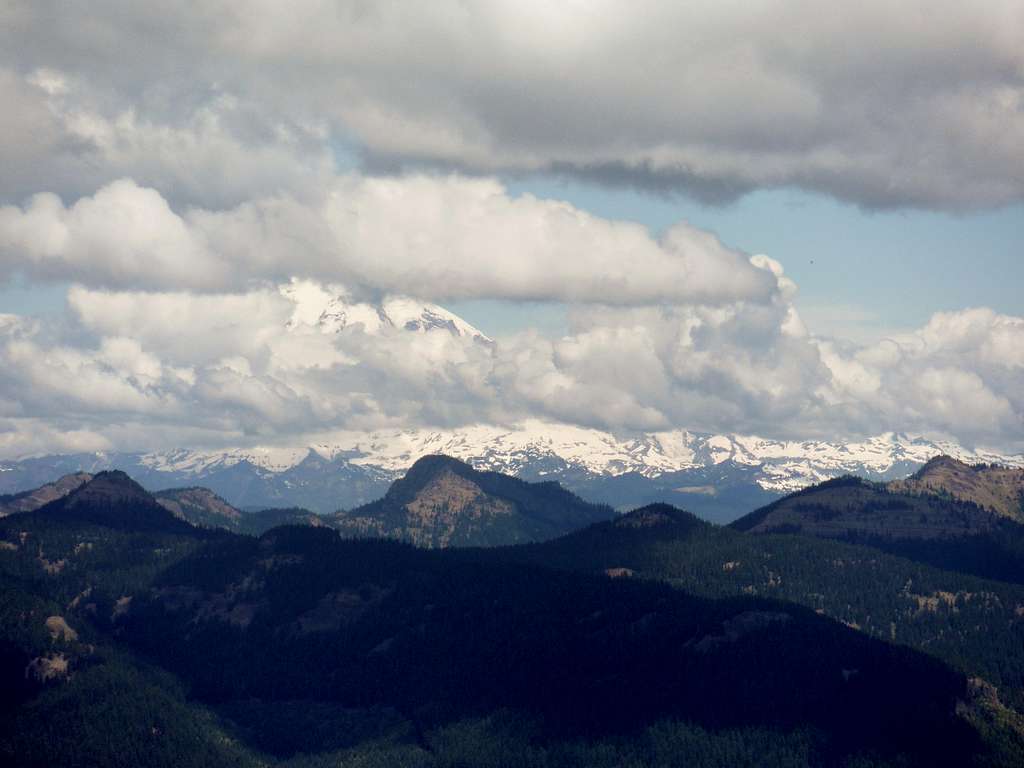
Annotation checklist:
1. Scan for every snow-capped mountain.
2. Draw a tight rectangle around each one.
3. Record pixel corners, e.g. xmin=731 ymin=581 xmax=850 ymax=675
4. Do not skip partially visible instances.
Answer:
xmin=281 ymin=280 xmax=492 ymax=342
xmin=3 ymin=423 xmax=1021 ymax=523
xmin=135 ymin=422 xmax=1024 ymax=493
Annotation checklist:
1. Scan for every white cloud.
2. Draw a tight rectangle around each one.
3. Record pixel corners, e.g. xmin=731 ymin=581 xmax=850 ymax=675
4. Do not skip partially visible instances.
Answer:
xmin=0 ymin=181 xmax=220 ymax=289
xmin=2 ymin=176 xmax=777 ymax=304
xmin=67 ymin=285 xmax=294 ymax=365
xmin=819 ymin=310 xmax=1024 ymax=444
xmin=913 ymin=309 xmax=1024 ymax=369
xmin=0 ymin=337 xmax=187 ymax=417
xmin=0 ymin=419 xmax=113 ymax=458
xmin=2 ymin=274 xmax=1021 ymax=458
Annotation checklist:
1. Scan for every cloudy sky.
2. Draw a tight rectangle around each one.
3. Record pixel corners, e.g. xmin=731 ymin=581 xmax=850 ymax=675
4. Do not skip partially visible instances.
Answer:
xmin=1 ymin=1 xmax=1023 ymax=457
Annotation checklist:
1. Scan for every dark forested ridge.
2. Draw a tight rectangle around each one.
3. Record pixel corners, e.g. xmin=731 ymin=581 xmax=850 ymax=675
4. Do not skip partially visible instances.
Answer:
xmin=731 ymin=472 xmax=1024 ymax=584
xmin=486 ymin=504 xmax=1024 ymax=711
xmin=25 ymin=470 xmax=204 ymax=536
xmin=121 ymin=526 xmax=986 ymax=764
xmin=2 ymin=467 xmax=1024 ymax=766
xmin=731 ymin=475 xmax=1003 ymax=538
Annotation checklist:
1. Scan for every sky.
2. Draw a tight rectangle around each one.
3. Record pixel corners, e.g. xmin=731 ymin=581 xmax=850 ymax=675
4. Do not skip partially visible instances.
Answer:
xmin=0 ymin=1 xmax=1023 ymax=458
xmin=454 ymin=181 xmax=1024 ymax=342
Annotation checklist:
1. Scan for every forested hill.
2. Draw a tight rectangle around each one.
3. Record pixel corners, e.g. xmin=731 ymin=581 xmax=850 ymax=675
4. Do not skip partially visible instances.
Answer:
xmin=331 ymin=454 xmax=614 ymax=546
xmin=483 ymin=503 xmax=1024 ymax=714
xmin=24 ymin=471 xmax=202 ymax=536
xmin=153 ymin=487 xmax=243 ymax=530
xmin=728 ymin=471 xmax=1024 ymax=584
xmin=114 ymin=526 xmax=993 ymax=766
xmin=730 ymin=475 xmax=1001 ymax=538
xmin=0 ymin=472 xmax=93 ymax=517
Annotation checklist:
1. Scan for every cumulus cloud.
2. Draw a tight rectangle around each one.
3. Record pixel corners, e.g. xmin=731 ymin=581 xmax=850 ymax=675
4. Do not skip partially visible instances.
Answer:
xmin=1 ymin=176 xmax=776 ymax=303
xmin=66 ymin=285 xmax=295 ymax=364
xmin=1 ymin=272 xmax=1022 ymax=458
xmin=0 ymin=419 xmax=114 ymax=458
xmin=0 ymin=181 xmax=219 ymax=289
xmin=0 ymin=65 xmax=334 ymax=207
xmin=3 ymin=2 xmax=1023 ymax=209
xmin=818 ymin=310 xmax=1024 ymax=444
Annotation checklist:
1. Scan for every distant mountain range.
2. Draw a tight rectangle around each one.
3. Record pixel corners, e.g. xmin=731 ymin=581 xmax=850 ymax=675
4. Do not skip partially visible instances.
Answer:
xmin=2 ymin=428 xmax=1021 ymax=522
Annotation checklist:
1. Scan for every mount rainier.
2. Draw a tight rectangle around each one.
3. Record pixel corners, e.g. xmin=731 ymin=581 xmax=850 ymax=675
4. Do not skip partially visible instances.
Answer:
xmin=3 ymin=285 xmax=1021 ymax=522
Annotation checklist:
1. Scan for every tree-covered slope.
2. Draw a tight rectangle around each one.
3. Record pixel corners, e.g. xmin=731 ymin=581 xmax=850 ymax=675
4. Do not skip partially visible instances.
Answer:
xmin=0 ymin=474 xmax=243 ymax=767
xmin=730 ymin=476 xmax=1000 ymax=538
xmin=485 ymin=504 xmax=1024 ymax=714
xmin=333 ymin=454 xmax=614 ymax=547
xmin=118 ymin=525 xmax=993 ymax=766
xmin=154 ymin=487 xmax=244 ymax=530
xmin=730 ymin=475 xmax=1024 ymax=583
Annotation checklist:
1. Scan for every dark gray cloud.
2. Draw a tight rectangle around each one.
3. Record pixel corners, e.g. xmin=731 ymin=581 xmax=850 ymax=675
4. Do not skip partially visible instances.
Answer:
xmin=2 ymin=1 xmax=1023 ymax=209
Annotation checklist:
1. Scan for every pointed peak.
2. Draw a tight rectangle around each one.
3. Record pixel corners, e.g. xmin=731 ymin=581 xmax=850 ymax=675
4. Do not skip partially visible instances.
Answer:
xmin=69 ymin=470 xmax=151 ymax=504
xmin=408 ymin=454 xmax=474 ymax=474
xmin=297 ymin=447 xmax=330 ymax=465
xmin=386 ymin=455 xmax=479 ymax=499
xmin=33 ymin=470 xmax=202 ymax=535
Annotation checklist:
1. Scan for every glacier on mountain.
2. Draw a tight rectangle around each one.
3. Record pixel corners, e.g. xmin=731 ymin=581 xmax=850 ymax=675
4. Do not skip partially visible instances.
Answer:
xmin=134 ymin=421 xmax=1023 ymax=494
xmin=280 ymin=279 xmax=492 ymax=342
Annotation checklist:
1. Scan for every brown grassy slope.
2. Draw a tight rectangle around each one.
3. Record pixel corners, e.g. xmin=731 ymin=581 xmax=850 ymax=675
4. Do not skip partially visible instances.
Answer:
xmin=0 ymin=473 xmax=93 ymax=517
xmin=890 ymin=456 xmax=1024 ymax=523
